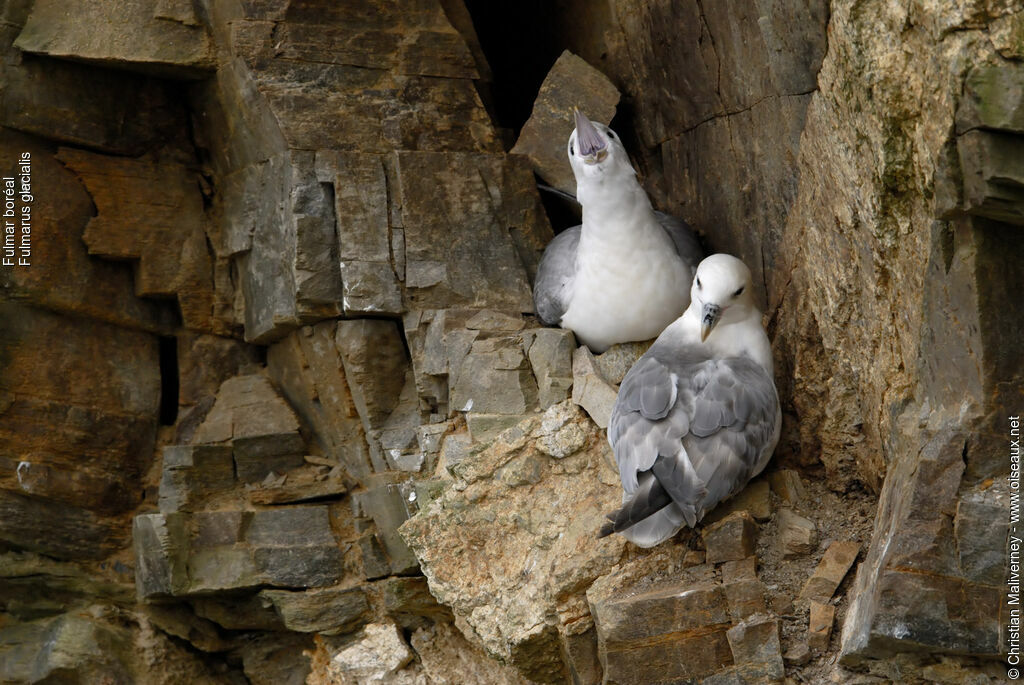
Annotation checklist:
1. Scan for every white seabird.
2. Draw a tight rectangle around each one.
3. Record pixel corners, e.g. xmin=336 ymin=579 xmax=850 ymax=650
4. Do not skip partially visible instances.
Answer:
xmin=533 ymin=110 xmax=703 ymax=353
xmin=599 ymin=254 xmax=781 ymax=548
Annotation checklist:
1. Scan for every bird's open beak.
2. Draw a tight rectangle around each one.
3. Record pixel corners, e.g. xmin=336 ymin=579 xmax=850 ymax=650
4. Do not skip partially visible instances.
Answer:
xmin=574 ymin=109 xmax=608 ymax=164
xmin=700 ymin=303 xmax=721 ymax=342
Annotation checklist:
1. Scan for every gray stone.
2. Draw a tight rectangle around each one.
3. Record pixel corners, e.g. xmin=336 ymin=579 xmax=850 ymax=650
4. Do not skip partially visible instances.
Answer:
xmin=777 ymin=507 xmax=817 ymax=558
xmin=466 ymin=413 xmax=529 ymax=444
xmin=703 ymin=511 xmax=758 ymax=564
xmin=954 ymin=489 xmax=1010 ymax=585
xmin=315 ymin=151 xmax=403 ymax=315
xmin=159 ymin=445 xmax=234 ymax=513
xmin=326 ymin=622 xmax=413 ymax=682
xmin=0 ymin=614 xmax=133 ymax=684
xmin=233 ymin=433 xmax=306 ymax=483
xmin=451 ymin=337 xmax=538 ymax=415
xmin=395 ymin=152 xmax=551 ymax=311
xmin=192 ymin=374 xmax=307 ymax=482
xmin=956 ymin=63 xmax=1024 ymax=134
xmin=267 ymin=322 xmax=375 ymax=480
xmin=0 ymin=53 xmax=182 ymax=155
xmin=403 ymin=308 xmax=480 ymax=416
xmin=535 ymin=401 xmax=589 ymax=459
xmin=14 ymin=0 xmax=214 ymax=78
xmin=357 ymin=532 xmax=393 ymax=581
xmin=956 ymin=129 xmax=1024 ymax=225
xmin=526 ymin=328 xmax=576 ymax=409
xmin=259 ymin=586 xmax=370 ymax=635
xmin=593 ymin=341 xmax=651 ymax=386
xmin=191 ymin=595 xmax=286 ymax=632
xmin=335 ymin=318 xmax=414 ymax=437
xmin=571 ymin=346 xmax=618 ymax=429
xmin=133 ymin=512 xmax=189 ymax=598
xmin=465 ymin=310 xmax=526 ymax=331
xmin=510 ymin=50 xmax=620 ymax=194
xmin=355 ymin=479 xmax=420 ymax=575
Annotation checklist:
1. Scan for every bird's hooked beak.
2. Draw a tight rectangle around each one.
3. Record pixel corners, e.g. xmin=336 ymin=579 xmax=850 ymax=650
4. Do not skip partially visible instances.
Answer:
xmin=700 ymin=303 xmax=721 ymax=342
xmin=574 ymin=109 xmax=608 ymax=164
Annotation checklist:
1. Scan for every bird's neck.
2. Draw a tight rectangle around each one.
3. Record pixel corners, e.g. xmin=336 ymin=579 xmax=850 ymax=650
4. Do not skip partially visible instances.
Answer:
xmin=675 ymin=309 xmax=774 ymax=376
xmin=578 ymin=174 xmax=657 ymax=240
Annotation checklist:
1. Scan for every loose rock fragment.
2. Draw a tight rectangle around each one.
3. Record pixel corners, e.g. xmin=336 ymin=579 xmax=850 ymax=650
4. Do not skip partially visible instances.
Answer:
xmin=807 ymin=600 xmax=835 ymax=652
xmin=777 ymin=508 xmax=817 ymax=558
xmin=571 ymin=346 xmax=619 ymax=429
xmin=703 ymin=511 xmax=758 ymax=564
xmin=799 ymin=540 xmax=860 ymax=602
xmin=767 ymin=469 xmax=806 ymax=504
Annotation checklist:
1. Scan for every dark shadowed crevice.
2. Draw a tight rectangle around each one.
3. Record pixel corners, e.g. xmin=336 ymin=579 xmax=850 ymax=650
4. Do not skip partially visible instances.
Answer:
xmin=158 ymin=336 xmax=179 ymax=426
xmin=463 ymin=1 xmax=566 ymax=136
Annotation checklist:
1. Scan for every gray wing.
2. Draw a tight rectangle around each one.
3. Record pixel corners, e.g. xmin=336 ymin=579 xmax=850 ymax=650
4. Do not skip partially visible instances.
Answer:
xmin=681 ymin=357 xmax=779 ymax=515
xmin=532 ymin=225 xmax=580 ymax=325
xmin=605 ymin=351 xmax=779 ymax=546
xmin=654 ymin=211 xmax=704 ymax=272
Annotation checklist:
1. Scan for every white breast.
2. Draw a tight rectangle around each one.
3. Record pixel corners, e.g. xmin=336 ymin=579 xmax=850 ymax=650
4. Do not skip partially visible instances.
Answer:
xmin=560 ymin=215 xmax=692 ymax=353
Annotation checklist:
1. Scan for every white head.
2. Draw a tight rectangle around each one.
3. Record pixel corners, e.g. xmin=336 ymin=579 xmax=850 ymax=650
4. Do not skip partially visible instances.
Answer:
xmin=689 ymin=254 xmax=757 ymax=341
xmin=566 ymin=109 xmax=636 ymax=198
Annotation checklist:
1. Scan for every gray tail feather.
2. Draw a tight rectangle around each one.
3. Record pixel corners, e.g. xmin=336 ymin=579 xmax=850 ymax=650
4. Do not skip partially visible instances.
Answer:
xmin=598 ymin=475 xmax=673 ymax=538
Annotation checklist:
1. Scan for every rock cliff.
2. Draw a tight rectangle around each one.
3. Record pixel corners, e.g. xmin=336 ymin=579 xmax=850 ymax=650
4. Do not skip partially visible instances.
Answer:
xmin=0 ymin=1 xmax=1020 ymax=683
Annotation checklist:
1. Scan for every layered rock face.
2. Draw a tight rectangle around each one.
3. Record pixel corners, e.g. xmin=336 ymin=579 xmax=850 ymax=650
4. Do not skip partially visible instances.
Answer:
xmin=0 ymin=1 xmax=1020 ymax=684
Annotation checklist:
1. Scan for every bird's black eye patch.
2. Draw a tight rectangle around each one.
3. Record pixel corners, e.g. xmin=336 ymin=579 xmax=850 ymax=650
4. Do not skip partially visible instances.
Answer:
xmin=696 ymin=277 xmax=702 ymax=288
xmin=570 ymin=143 xmax=575 ymax=155
xmin=608 ymin=130 xmax=616 ymax=140
xmin=733 ymin=286 xmax=745 ymax=298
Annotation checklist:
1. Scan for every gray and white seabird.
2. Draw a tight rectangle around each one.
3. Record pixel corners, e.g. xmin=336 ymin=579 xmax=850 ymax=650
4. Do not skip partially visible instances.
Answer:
xmin=600 ymin=254 xmax=781 ymax=548
xmin=533 ymin=110 xmax=703 ymax=353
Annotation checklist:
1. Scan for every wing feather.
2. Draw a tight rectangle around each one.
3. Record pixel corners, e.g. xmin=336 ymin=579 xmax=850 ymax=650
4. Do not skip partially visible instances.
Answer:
xmin=533 ymin=225 xmax=581 ymax=325
xmin=604 ymin=348 xmax=779 ymax=545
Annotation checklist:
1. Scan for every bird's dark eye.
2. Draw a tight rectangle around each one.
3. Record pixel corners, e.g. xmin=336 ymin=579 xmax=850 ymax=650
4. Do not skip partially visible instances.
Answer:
xmin=570 ymin=144 xmax=575 ymax=155
xmin=608 ymin=130 xmax=616 ymax=140
xmin=733 ymin=286 xmax=745 ymax=298
xmin=696 ymin=278 xmax=702 ymax=288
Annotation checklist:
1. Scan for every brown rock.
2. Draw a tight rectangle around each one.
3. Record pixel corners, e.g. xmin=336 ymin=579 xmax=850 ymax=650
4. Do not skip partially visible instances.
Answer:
xmin=723 ymin=579 xmax=768 ymax=622
xmin=0 ymin=302 xmax=159 ymax=517
xmin=807 ymin=600 xmax=835 ymax=652
xmin=591 ymin=580 xmax=733 ymax=684
xmin=0 ymin=132 xmax=176 ymax=331
xmin=511 ymin=50 xmax=620 ymax=194
xmin=721 ymin=556 xmax=758 ymax=583
xmin=259 ymin=587 xmax=370 ymax=635
xmin=767 ymin=469 xmax=806 ymax=504
xmin=777 ymin=508 xmax=817 ymax=558
xmin=703 ymin=511 xmax=758 ymax=564
xmin=56 ymin=148 xmax=222 ymax=334
xmin=705 ymin=479 xmax=773 ymax=524
xmin=799 ymin=540 xmax=860 ymax=603
xmin=725 ymin=616 xmax=784 ymax=680
xmin=400 ymin=410 xmax=623 ymax=682
xmin=15 ymin=0 xmax=214 ymax=78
